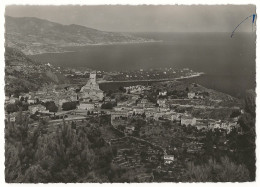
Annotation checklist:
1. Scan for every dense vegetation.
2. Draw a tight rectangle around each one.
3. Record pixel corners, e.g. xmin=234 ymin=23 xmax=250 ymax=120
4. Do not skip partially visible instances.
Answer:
xmin=5 ymin=47 xmax=69 ymax=96
xmin=5 ymin=114 xmax=115 ymax=183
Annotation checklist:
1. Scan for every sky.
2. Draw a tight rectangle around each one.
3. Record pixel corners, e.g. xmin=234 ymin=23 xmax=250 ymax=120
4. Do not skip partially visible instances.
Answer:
xmin=5 ymin=5 xmax=256 ymax=32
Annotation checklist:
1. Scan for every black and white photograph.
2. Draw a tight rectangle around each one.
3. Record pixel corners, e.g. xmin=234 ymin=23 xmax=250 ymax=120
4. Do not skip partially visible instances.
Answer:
xmin=2 ymin=2 xmax=257 ymax=183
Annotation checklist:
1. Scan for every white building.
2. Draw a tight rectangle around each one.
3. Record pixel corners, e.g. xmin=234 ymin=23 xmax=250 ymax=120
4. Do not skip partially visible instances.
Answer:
xmin=181 ymin=116 xmax=196 ymax=126
xmin=133 ymin=107 xmax=145 ymax=115
xmin=164 ymin=155 xmax=174 ymax=164
xmin=59 ymin=99 xmax=69 ymax=106
xmin=157 ymin=99 xmax=167 ymax=107
xmin=28 ymin=105 xmax=47 ymax=114
xmin=188 ymin=92 xmax=196 ymax=99
xmin=78 ymin=102 xmax=95 ymax=110
xmin=27 ymin=99 xmax=35 ymax=104
xmin=159 ymin=91 xmax=167 ymax=96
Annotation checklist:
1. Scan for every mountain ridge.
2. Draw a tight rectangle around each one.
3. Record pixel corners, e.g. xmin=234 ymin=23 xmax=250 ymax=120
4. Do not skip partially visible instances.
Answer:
xmin=5 ymin=16 xmax=154 ymax=55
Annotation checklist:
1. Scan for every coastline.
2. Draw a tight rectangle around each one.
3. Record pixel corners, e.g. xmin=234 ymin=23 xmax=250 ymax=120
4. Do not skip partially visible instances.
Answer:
xmin=98 ymin=72 xmax=205 ymax=84
xmin=28 ymin=40 xmax=162 ymax=56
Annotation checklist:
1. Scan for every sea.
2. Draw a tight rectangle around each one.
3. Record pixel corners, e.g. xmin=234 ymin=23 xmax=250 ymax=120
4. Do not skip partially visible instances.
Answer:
xmin=30 ymin=32 xmax=256 ymax=99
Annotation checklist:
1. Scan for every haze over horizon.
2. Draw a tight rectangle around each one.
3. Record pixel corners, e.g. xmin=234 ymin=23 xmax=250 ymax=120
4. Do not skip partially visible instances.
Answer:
xmin=5 ymin=5 xmax=256 ymax=33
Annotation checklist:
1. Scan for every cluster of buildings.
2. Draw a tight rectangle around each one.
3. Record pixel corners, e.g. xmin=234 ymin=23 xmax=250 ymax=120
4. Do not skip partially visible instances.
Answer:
xmin=6 ymin=69 xmax=240 ymax=136
xmin=5 ymin=72 xmax=106 ymax=122
xmin=110 ymin=89 xmax=240 ymax=134
xmin=124 ymin=85 xmax=151 ymax=94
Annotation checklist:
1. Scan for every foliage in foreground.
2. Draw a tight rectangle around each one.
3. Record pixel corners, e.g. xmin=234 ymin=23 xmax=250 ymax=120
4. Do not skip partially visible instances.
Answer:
xmin=5 ymin=114 xmax=114 ymax=183
xmin=184 ymin=156 xmax=250 ymax=182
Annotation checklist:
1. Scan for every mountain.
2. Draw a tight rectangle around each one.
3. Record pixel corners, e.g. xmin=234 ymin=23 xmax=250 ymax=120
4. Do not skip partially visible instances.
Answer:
xmin=5 ymin=47 xmax=69 ymax=96
xmin=5 ymin=16 xmax=153 ymax=55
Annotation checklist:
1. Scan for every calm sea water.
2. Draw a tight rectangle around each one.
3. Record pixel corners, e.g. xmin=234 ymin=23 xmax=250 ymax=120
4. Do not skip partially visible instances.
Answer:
xmin=31 ymin=32 xmax=256 ymax=98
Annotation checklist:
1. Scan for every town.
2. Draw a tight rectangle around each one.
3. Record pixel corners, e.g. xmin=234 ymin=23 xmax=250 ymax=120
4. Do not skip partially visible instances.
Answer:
xmin=5 ymin=68 xmax=246 ymax=182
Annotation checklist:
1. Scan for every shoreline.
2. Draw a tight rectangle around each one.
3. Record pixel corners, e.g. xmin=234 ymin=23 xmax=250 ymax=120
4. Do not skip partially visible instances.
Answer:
xmin=98 ymin=72 xmax=205 ymax=84
xmin=28 ymin=40 xmax=161 ymax=56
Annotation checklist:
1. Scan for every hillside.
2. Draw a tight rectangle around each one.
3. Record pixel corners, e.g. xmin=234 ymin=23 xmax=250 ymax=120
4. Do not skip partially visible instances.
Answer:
xmin=5 ymin=16 xmax=154 ymax=55
xmin=5 ymin=47 xmax=69 ymax=96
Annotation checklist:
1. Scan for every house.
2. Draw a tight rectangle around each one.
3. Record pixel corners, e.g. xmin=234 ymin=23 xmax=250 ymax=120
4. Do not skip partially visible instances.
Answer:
xmin=111 ymin=112 xmax=128 ymax=120
xmin=117 ymin=101 xmax=128 ymax=106
xmin=195 ymin=92 xmax=205 ymax=99
xmin=158 ymin=107 xmax=170 ymax=112
xmin=159 ymin=91 xmax=167 ymax=96
xmin=164 ymin=155 xmax=174 ymax=164
xmin=133 ymin=107 xmax=144 ymax=115
xmin=10 ymin=116 xmax=16 ymax=122
xmin=78 ymin=102 xmax=95 ymax=110
xmin=145 ymin=108 xmax=157 ymax=118
xmin=28 ymin=104 xmax=47 ymax=114
xmin=5 ymin=96 xmax=10 ymax=103
xmin=154 ymin=112 xmax=164 ymax=120
xmin=137 ymin=98 xmax=149 ymax=107
xmin=157 ymin=99 xmax=167 ymax=107
xmin=181 ymin=115 xmax=196 ymax=126
xmin=196 ymin=119 xmax=209 ymax=130
xmin=141 ymin=98 xmax=148 ymax=104
xmin=171 ymin=113 xmax=182 ymax=122
xmin=27 ymin=98 xmax=35 ymax=104
xmin=188 ymin=92 xmax=196 ymax=99
xmin=9 ymin=96 xmax=17 ymax=104
xmin=124 ymin=85 xmax=147 ymax=94
xmin=111 ymin=111 xmax=128 ymax=126
xmin=59 ymin=99 xmax=70 ymax=106
xmin=114 ymin=106 xmax=124 ymax=112
xmin=124 ymin=126 xmax=135 ymax=135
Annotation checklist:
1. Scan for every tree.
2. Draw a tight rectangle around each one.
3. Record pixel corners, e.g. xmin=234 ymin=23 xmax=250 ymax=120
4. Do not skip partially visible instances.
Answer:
xmin=43 ymin=124 xmax=95 ymax=182
xmin=62 ymin=101 xmax=77 ymax=111
xmin=117 ymin=124 xmax=125 ymax=132
xmin=229 ymin=90 xmax=256 ymax=181
xmin=5 ymin=111 xmax=41 ymax=182
xmin=45 ymin=101 xmax=58 ymax=113
xmin=118 ymin=86 xmax=126 ymax=93
xmin=5 ymin=112 xmax=115 ymax=182
xmin=101 ymin=102 xmax=113 ymax=109
xmin=6 ymin=104 xmax=19 ymax=113
xmin=184 ymin=157 xmax=250 ymax=182
xmin=140 ymin=151 xmax=148 ymax=162
xmin=230 ymin=110 xmax=241 ymax=118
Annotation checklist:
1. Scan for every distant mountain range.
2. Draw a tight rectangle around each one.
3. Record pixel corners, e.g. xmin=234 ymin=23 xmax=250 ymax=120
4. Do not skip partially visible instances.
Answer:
xmin=5 ymin=16 xmax=154 ymax=55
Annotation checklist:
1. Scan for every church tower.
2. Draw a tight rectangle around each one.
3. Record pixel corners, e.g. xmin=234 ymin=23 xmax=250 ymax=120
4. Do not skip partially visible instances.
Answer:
xmin=89 ymin=71 xmax=96 ymax=84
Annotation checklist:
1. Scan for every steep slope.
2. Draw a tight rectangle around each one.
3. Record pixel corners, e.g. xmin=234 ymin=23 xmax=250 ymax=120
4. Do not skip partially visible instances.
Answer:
xmin=5 ymin=47 xmax=69 ymax=96
xmin=5 ymin=16 xmax=153 ymax=55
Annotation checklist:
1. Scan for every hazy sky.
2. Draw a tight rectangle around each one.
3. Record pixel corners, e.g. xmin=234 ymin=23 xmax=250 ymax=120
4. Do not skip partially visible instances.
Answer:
xmin=5 ymin=5 xmax=256 ymax=32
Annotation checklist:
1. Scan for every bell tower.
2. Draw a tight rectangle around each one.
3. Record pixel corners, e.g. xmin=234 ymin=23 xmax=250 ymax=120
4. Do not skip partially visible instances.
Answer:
xmin=89 ymin=71 xmax=96 ymax=84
